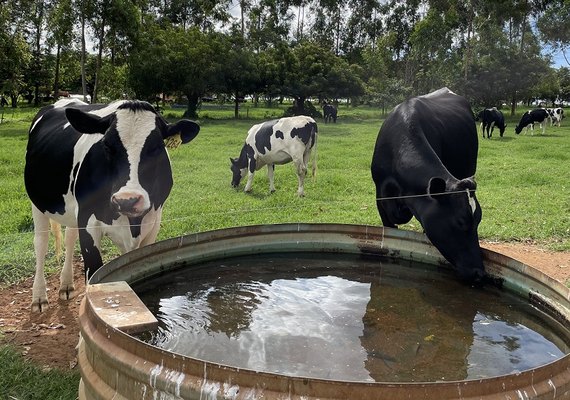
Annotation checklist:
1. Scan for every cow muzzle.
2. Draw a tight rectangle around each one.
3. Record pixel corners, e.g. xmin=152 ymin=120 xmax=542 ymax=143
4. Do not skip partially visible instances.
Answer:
xmin=111 ymin=192 xmax=148 ymax=217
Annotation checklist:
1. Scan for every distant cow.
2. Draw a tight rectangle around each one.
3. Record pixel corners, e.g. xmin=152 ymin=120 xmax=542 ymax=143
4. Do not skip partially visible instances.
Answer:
xmin=475 ymin=108 xmax=506 ymax=138
xmin=231 ymin=116 xmax=318 ymax=197
xmin=25 ymin=99 xmax=200 ymax=311
xmin=547 ymin=107 xmax=564 ymax=127
xmin=515 ymin=109 xmax=549 ymax=135
xmin=371 ymin=88 xmax=485 ymax=284
xmin=323 ymin=103 xmax=337 ymax=123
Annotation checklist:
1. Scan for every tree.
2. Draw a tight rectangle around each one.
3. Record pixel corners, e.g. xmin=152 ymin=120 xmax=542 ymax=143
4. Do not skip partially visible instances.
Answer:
xmin=0 ymin=3 xmax=32 ymax=107
xmin=537 ymin=0 xmax=570 ymax=67
xmin=130 ymin=25 xmax=226 ymax=118
xmin=217 ymin=30 xmax=259 ymax=118
xmin=47 ymin=0 xmax=75 ymax=99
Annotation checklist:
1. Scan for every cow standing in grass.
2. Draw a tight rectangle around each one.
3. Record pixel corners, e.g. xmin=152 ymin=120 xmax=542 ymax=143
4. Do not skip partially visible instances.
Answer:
xmin=230 ymin=116 xmax=318 ymax=197
xmin=476 ymin=108 xmax=506 ymax=138
xmin=515 ymin=109 xmax=549 ymax=135
xmin=25 ymin=99 xmax=199 ymax=311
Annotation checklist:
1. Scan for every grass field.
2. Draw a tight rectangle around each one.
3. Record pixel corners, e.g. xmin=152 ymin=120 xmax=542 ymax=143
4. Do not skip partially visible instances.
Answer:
xmin=0 ymin=101 xmax=569 ymax=398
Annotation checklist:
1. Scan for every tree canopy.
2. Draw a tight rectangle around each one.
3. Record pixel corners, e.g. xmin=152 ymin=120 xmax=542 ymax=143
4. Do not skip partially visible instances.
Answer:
xmin=1 ymin=0 xmax=569 ymax=115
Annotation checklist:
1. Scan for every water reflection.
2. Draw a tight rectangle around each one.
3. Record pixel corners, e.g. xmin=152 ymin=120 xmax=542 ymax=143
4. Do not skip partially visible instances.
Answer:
xmin=134 ymin=253 xmax=568 ymax=382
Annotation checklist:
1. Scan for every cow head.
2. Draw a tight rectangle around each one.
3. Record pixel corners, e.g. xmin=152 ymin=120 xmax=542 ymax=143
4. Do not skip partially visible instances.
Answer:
xmin=230 ymin=157 xmax=247 ymax=188
xmin=515 ymin=111 xmax=531 ymax=134
xmin=66 ymin=101 xmax=199 ymax=217
xmin=419 ymin=176 xmax=485 ymax=284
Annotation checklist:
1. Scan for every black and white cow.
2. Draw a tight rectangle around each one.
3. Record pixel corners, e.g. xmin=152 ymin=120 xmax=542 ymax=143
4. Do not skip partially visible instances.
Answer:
xmin=547 ymin=107 xmax=564 ymax=127
xmin=323 ymin=102 xmax=337 ymax=123
xmin=475 ymin=107 xmax=506 ymax=138
xmin=515 ymin=108 xmax=549 ymax=135
xmin=371 ymin=88 xmax=485 ymax=284
xmin=230 ymin=116 xmax=318 ymax=197
xmin=25 ymin=99 xmax=199 ymax=311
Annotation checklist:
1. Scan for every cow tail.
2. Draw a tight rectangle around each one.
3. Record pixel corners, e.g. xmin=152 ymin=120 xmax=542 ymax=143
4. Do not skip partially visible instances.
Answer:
xmin=311 ymin=125 xmax=318 ymax=179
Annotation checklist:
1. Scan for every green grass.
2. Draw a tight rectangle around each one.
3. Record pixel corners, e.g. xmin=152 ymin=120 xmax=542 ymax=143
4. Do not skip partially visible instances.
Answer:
xmin=0 ymin=103 xmax=569 ymax=399
xmin=0 ymin=344 xmax=80 ymax=400
xmin=0 ymin=104 xmax=569 ymax=284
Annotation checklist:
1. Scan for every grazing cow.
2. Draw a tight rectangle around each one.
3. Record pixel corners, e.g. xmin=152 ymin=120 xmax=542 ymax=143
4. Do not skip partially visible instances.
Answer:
xmin=515 ymin=108 xmax=549 ymax=135
xmin=547 ymin=107 xmax=564 ymax=127
xmin=323 ymin=102 xmax=338 ymax=123
xmin=25 ymin=99 xmax=199 ymax=311
xmin=230 ymin=116 xmax=318 ymax=197
xmin=371 ymin=88 xmax=485 ymax=284
xmin=475 ymin=107 xmax=506 ymax=138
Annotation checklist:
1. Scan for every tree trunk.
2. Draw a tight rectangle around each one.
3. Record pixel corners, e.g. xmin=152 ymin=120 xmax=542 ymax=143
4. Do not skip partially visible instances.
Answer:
xmin=293 ymin=96 xmax=306 ymax=115
xmin=53 ymin=44 xmax=61 ymax=102
xmin=234 ymin=93 xmax=240 ymax=119
xmin=184 ymin=94 xmax=200 ymax=119
xmin=81 ymin=14 xmax=88 ymax=102
xmin=510 ymin=95 xmax=516 ymax=116
xmin=93 ymin=12 xmax=106 ymax=104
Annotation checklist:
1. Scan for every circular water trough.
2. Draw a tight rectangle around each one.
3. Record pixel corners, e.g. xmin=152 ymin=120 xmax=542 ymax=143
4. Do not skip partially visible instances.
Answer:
xmin=78 ymin=223 xmax=570 ymax=400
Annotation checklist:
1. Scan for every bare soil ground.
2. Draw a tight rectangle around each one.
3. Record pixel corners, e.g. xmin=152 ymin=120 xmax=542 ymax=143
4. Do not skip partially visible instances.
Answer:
xmin=0 ymin=243 xmax=569 ymax=371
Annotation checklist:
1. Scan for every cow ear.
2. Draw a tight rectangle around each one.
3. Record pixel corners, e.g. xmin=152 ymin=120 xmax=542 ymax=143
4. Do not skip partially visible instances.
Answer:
xmin=167 ymin=120 xmax=200 ymax=144
xmin=427 ymin=177 xmax=446 ymax=199
xmin=65 ymin=108 xmax=113 ymax=134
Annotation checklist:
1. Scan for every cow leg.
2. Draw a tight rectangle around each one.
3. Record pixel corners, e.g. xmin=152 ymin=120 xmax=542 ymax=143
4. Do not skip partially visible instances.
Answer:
xmin=244 ymin=158 xmax=256 ymax=193
xmin=79 ymin=226 xmax=103 ymax=279
xmin=293 ymin=157 xmax=308 ymax=197
xmin=267 ymin=164 xmax=276 ymax=193
xmin=31 ymin=205 xmax=50 ymax=312
xmin=59 ymin=227 xmax=78 ymax=300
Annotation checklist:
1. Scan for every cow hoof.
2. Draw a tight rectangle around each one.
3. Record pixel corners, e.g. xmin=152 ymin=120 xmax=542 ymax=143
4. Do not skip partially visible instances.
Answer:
xmin=31 ymin=298 xmax=49 ymax=313
xmin=270 ymin=189 xmax=276 ymax=194
xmin=59 ymin=285 xmax=76 ymax=300
xmin=297 ymin=192 xmax=305 ymax=197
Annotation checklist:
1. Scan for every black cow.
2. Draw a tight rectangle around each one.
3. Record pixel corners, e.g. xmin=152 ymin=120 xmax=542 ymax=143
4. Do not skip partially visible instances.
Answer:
xmin=25 ymin=99 xmax=199 ymax=311
xmin=476 ymin=107 xmax=506 ymax=138
xmin=515 ymin=109 xmax=549 ymax=135
xmin=371 ymin=88 xmax=484 ymax=284
xmin=323 ymin=103 xmax=337 ymax=123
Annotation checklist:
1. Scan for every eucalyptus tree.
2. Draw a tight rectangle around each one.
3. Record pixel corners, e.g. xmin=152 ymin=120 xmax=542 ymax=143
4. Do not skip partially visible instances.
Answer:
xmin=20 ymin=0 xmax=54 ymax=105
xmin=160 ymin=0 xmax=232 ymax=31
xmin=246 ymin=0 xmax=294 ymax=51
xmin=537 ymin=0 xmax=570 ymax=67
xmin=88 ymin=0 xmax=142 ymax=102
xmin=47 ymin=0 xmax=75 ymax=99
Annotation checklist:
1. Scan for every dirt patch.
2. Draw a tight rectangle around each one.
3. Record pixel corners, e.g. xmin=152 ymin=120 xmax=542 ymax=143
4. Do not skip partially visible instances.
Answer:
xmin=0 ymin=244 xmax=569 ymax=371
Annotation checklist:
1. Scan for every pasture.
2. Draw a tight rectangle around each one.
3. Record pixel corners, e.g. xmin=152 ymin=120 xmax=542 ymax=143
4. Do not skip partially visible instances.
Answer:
xmin=0 ymin=102 xmax=569 ymax=398
xmin=0 ymin=103 xmax=568 ymax=285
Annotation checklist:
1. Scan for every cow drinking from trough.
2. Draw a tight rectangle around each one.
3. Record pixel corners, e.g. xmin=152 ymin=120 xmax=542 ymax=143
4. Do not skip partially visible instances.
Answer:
xmin=371 ymin=88 xmax=485 ymax=284
xmin=476 ymin=107 xmax=506 ymax=138
xmin=25 ymin=99 xmax=200 ymax=312
xmin=230 ymin=116 xmax=318 ymax=197
xmin=515 ymin=109 xmax=549 ymax=135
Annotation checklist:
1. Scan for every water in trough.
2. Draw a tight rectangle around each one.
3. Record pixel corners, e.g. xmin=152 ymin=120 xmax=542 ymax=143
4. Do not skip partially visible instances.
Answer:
xmin=134 ymin=252 xmax=569 ymax=383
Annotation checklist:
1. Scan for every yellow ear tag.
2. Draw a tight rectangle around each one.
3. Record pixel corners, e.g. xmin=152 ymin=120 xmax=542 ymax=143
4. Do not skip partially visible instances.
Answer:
xmin=164 ymin=133 xmax=182 ymax=149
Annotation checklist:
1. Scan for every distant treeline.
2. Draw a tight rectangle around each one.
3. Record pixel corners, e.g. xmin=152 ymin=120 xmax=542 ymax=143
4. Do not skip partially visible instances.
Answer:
xmin=1 ymin=0 xmax=569 ymax=118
